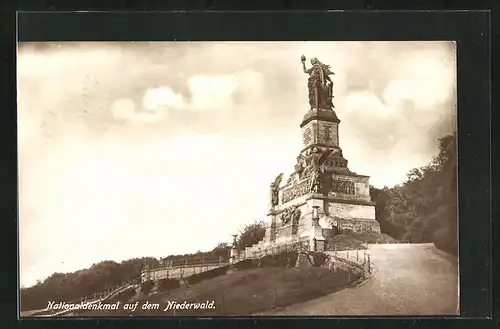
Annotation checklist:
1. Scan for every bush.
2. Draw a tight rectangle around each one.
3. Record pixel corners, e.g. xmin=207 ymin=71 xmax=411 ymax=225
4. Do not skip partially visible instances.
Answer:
xmin=233 ymin=259 xmax=255 ymax=271
xmin=140 ymin=281 xmax=154 ymax=295
xmin=275 ymin=251 xmax=298 ymax=267
xmin=260 ymin=255 xmax=279 ymax=267
xmin=157 ymin=278 xmax=180 ymax=292
xmin=256 ymin=251 xmax=298 ymax=268
xmin=310 ymin=252 xmax=328 ymax=267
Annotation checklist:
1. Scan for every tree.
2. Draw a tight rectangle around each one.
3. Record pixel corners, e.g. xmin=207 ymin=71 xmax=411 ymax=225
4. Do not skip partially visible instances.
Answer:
xmin=369 ymin=133 xmax=457 ymax=253
xmin=236 ymin=221 xmax=266 ymax=250
xmin=211 ymin=242 xmax=231 ymax=258
xmin=430 ymin=134 xmax=457 ymax=254
xmin=370 ymin=185 xmax=406 ymax=239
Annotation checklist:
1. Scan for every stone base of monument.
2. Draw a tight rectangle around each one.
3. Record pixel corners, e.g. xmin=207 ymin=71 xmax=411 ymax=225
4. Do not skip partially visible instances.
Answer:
xmin=259 ymin=194 xmax=380 ymax=254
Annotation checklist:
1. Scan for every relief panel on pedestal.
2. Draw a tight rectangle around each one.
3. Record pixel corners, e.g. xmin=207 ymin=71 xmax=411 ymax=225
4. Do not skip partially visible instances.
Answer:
xmin=281 ymin=178 xmax=311 ymax=204
xmin=318 ymin=122 xmax=338 ymax=146
xmin=279 ymin=205 xmax=301 ymax=238
xmin=302 ymin=126 xmax=313 ymax=148
xmin=330 ymin=179 xmax=355 ymax=195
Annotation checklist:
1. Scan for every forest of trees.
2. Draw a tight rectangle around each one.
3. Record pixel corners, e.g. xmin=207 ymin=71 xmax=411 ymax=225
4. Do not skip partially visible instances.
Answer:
xmin=20 ymin=257 xmax=158 ymax=311
xmin=21 ymin=134 xmax=457 ymax=311
xmin=370 ymin=133 xmax=458 ymax=255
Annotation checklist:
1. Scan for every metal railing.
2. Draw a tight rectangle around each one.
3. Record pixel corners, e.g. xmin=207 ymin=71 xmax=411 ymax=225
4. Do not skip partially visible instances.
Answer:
xmin=72 ymin=278 xmax=140 ymax=303
xmin=327 ymin=248 xmax=374 ymax=283
xmin=35 ymin=278 xmax=140 ymax=316
xmin=142 ymin=256 xmax=227 ymax=273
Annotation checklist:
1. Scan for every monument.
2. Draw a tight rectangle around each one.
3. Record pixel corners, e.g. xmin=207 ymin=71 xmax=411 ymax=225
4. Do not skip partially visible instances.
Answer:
xmin=256 ymin=55 xmax=380 ymax=253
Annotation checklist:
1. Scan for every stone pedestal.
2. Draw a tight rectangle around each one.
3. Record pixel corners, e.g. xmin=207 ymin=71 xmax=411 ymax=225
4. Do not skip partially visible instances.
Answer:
xmin=310 ymin=227 xmax=325 ymax=252
xmin=265 ymin=211 xmax=278 ymax=244
xmin=309 ymin=204 xmax=325 ymax=252
xmin=300 ymin=108 xmax=340 ymax=151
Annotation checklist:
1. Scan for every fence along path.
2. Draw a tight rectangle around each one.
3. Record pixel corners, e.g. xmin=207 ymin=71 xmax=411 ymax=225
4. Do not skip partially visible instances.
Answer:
xmin=141 ymin=256 xmax=230 ymax=282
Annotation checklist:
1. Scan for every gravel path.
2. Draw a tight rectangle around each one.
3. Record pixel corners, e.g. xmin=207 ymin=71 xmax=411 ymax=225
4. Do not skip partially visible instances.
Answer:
xmin=258 ymin=243 xmax=459 ymax=316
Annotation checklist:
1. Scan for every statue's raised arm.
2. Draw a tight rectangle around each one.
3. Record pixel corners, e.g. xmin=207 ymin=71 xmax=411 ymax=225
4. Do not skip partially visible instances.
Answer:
xmin=301 ymin=55 xmax=335 ymax=110
xmin=301 ymin=55 xmax=312 ymax=74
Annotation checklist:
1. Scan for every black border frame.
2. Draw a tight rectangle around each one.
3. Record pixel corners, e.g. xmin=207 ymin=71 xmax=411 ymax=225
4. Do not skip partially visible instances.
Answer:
xmin=1 ymin=8 xmax=493 ymax=329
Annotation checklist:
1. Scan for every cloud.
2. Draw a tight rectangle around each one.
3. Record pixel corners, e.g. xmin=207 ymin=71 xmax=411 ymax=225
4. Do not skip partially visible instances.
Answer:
xmin=187 ymin=75 xmax=239 ymax=110
xmin=108 ymin=70 xmax=264 ymax=126
xmin=111 ymin=98 xmax=168 ymax=123
xmin=142 ymin=87 xmax=185 ymax=111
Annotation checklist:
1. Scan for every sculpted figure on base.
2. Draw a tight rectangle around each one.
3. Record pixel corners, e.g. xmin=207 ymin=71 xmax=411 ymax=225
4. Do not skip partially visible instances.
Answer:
xmin=294 ymin=154 xmax=306 ymax=178
xmin=281 ymin=205 xmax=301 ymax=226
xmin=307 ymin=148 xmax=333 ymax=193
xmin=269 ymin=173 xmax=284 ymax=210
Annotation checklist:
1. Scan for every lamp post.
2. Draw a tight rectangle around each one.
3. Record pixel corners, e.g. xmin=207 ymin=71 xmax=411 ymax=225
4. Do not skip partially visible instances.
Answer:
xmin=311 ymin=205 xmax=324 ymax=252
xmin=230 ymin=234 xmax=239 ymax=264
xmin=312 ymin=206 xmax=319 ymax=226
xmin=231 ymin=234 xmax=238 ymax=248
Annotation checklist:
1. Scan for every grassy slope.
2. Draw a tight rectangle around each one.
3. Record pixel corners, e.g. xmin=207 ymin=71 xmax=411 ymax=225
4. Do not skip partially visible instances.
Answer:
xmin=77 ymin=267 xmax=360 ymax=316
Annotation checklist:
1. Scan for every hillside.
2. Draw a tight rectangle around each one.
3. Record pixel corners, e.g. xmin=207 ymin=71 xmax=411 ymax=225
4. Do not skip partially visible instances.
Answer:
xmin=73 ymin=267 xmax=360 ymax=316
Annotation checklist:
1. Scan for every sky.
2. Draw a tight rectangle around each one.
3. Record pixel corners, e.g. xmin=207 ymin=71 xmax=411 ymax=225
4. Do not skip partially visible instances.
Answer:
xmin=17 ymin=41 xmax=457 ymax=287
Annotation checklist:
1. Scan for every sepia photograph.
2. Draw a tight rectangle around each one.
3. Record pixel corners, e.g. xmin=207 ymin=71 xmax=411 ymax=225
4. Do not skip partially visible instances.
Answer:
xmin=18 ymin=41 xmax=459 ymax=317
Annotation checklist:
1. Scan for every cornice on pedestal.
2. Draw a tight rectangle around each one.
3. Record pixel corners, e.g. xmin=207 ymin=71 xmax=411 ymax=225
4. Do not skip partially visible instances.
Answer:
xmin=305 ymin=194 xmax=376 ymax=207
xmin=300 ymin=108 xmax=340 ymax=128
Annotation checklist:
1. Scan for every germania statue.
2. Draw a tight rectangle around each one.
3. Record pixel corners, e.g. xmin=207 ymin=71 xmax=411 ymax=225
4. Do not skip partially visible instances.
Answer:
xmin=301 ymin=55 xmax=335 ymax=110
